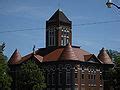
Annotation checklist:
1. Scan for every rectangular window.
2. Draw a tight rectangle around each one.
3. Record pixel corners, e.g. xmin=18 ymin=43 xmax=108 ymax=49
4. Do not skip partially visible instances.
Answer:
xmin=59 ymin=72 xmax=62 ymax=85
xmin=100 ymin=74 xmax=102 ymax=80
xmin=52 ymin=36 xmax=54 ymax=46
xmin=48 ymin=29 xmax=56 ymax=46
xmin=82 ymin=74 xmax=84 ymax=79
xmin=50 ymin=37 xmax=52 ymax=46
xmin=66 ymin=38 xmax=69 ymax=44
xmin=75 ymin=73 xmax=77 ymax=78
xmin=61 ymin=37 xmax=64 ymax=46
xmin=63 ymin=37 xmax=66 ymax=46
xmin=75 ymin=73 xmax=78 ymax=84
xmin=94 ymin=75 xmax=96 ymax=79
xmin=66 ymin=32 xmax=69 ymax=36
xmin=52 ymin=73 xmax=55 ymax=85
xmin=47 ymin=73 xmax=51 ymax=85
xmin=66 ymin=72 xmax=71 ymax=85
xmin=91 ymin=75 xmax=93 ymax=79
xmin=88 ymin=74 xmax=90 ymax=79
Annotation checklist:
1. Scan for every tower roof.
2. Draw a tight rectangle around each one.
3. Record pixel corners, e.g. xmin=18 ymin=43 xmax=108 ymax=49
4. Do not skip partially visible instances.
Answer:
xmin=8 ymin=49 xmax=22 ymax=65
xmin=47 ymin=9 xmax=71 ymax=24
xmin=98 ymin=48 xmax=113 ymax=64
xmin=59 ymin=43 xmax=78 ymax=60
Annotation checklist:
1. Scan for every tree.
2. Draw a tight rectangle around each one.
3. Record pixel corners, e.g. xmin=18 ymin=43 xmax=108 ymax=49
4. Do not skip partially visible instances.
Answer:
xmin=16 ymin=60 xmax=46 ymax=90
xmin=107 ymin=49 xmax=120 ymax=64
xmin=0 ymin=43 xmax=12 ymax=90
xmin=107 ymin=50 xmax=120 ymax=90
xmin=0 ymin=42 xmax=5 ymax=53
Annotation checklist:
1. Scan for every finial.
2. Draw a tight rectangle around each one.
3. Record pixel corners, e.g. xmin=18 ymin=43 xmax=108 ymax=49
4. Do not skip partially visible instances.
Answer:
xmin=33 ymin=45 xmax=35 ymax=54
xmin=102 ymin=47 xmax=105 ymax=51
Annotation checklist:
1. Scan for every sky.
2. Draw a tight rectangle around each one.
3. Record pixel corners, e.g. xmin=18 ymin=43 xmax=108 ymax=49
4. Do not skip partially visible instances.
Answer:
xmin=0 ymin=0 xmax=120 ymax=58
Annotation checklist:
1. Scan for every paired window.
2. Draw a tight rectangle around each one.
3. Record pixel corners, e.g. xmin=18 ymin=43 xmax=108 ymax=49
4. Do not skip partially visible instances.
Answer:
xmin=47 ymin=72 xmax=55 ymax=85
xmin=61 ymin=28 xmax=70 ymax=46
xmin=48 ymin=29 xmax=56 ymax=46
xmin=88 ymin=74 xmax=96 ymax=79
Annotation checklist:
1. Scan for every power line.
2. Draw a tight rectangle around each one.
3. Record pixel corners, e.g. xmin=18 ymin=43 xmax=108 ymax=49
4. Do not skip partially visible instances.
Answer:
xmin=0 ymin=19 xmax=120 ymax=34
xmin=0 ymin=28 xmax=44 ymax=34
xmin=73 ymin=19 xmax=120 ymax=26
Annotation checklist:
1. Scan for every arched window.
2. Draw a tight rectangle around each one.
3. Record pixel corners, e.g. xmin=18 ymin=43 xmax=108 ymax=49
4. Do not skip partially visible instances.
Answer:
xmin=65 ymin=64 xmax=72 ymax=71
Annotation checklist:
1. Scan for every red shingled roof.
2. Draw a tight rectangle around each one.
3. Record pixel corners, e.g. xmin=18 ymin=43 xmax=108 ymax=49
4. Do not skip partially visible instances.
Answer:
xmin=43 ymin=48 xmax=64 ymax=62
xmin=8 ymin=45 xmax=98 ymax=64
xmin=42 ymin=46 xmax=90 ymax=62
xmin=59 ymin=44 xmax=78 ymax=60
xmin=47 ymin=9 xmax=71 ymax=24
xmin=8 ymin=49 xmax=22 ymax=65
xmin=18 ymin=53 xmax=43 ymax=64
xmin=98 ymin=48 xmax=113 ymax=64
xmin=72 ymin=48 xmax=90 ymax=61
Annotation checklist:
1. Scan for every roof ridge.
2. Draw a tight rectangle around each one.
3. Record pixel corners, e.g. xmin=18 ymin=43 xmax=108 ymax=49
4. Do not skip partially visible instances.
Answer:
xmin=47 ymin=9 xmax=71 ymax=24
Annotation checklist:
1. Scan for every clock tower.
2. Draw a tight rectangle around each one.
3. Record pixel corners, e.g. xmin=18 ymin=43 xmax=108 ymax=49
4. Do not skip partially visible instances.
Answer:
xmin=46 ymin=9 xmax=72 ymax=47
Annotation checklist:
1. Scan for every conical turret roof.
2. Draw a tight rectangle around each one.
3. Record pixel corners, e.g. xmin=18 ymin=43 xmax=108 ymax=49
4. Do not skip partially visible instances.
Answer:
xmin=8 ymin=49 xmax=22 ymax=65
xmin=47 ymin=9 xmax=71 ymax=24
xmin=59 ymin=43 xmax=78 ymax=60
xmin=98 ymin=48 xmax=113 ymax=64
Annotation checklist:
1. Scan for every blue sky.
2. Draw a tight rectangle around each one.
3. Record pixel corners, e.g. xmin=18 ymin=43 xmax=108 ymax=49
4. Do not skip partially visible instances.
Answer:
xmin=0 ymin=0 xmax=120 ymax=58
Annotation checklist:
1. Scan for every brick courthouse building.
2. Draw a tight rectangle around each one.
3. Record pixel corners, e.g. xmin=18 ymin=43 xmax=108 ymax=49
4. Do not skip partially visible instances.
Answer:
xmin=8 ymin=9 xmax=114 ymax=90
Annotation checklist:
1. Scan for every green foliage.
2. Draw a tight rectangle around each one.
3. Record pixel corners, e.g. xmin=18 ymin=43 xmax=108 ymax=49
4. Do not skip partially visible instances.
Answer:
xmin=0 ymin=45 xmax=12 ymax=90
xmin=114 ymin=56 xmax=120 ymax=66
xmin=107 ymin=50 xmax=120 ymax=89
xmin=17 ymin=60 xmax=46 ymax=90
xmin=0 ymin=42 xmax=5 ymax=53
xmin=108 ymin=49 xmax=120 ymax=64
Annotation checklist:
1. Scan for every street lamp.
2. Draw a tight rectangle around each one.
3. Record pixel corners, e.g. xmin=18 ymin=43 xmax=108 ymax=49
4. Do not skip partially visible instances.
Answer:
xmin=106 ymin=0 xmax=120 ymax=9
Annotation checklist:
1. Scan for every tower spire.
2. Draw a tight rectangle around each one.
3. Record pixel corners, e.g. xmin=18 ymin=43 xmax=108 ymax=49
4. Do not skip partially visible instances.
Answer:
xmin=46 ymin=9 xmax=72 ymax=47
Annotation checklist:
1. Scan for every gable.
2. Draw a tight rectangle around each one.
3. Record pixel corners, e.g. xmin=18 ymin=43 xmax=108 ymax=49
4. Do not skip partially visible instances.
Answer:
xmin=84 ymin=54 xmax=102 ymax=64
